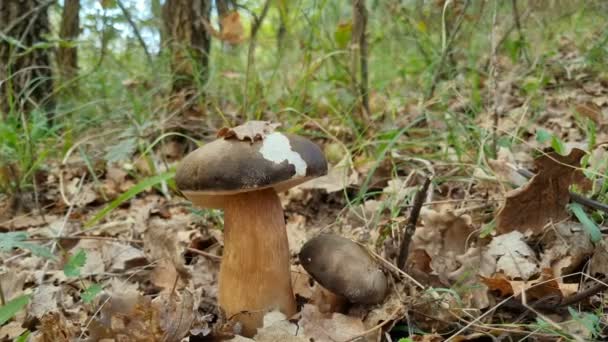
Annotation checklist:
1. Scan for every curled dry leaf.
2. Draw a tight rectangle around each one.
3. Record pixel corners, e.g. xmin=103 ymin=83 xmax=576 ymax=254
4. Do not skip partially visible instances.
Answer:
xmin=487 ymin=147 xmax=528 ymax=187
xmin=496 ymin=148 xmax=589 ymax=235
xmin=409 ymin=208 xmax=475 ymax=282
xmin=151 ymin=288 xmax=203 ymax=342
xmin=589 ymin=240 xmax=608 ymax=277
xmin=32 ymin=312 xmax=77 ymax=342
xmin=539 ymin=222 xmax=594 ymax=277
xmin=447 ymin=247 xmax=495 ymax=309
xmin=28 ymin=284 xmax=61 ymax=319
xmin=217 ymin=121 xmax=281 ymax=142
xmin=88 ymin=279 xmax=165 ymax=341
xmin=144 ymin=221 xmax=191 ymax=282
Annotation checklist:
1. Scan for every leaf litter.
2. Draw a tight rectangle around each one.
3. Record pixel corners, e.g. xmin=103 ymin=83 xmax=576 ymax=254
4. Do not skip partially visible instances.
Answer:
xmin=3 ymin=23 xmax=608 ymax=342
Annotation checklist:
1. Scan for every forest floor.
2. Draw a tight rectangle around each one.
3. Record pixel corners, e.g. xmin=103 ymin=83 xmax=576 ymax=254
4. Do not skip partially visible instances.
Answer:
xmin=3 ymin=5 xmax=608 ymax=342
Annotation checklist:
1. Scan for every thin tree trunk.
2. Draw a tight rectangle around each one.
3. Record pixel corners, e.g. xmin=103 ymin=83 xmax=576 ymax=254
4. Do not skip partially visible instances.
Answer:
xmin=351 ymin=0 xmax=370 ymax=120
xmin=277 ymin=2 xmax=288 ymax=52
xmin=57 ymin=0 xmax=80 ymax=87
xmin=0 ymin=0 xmax=54 ymax=121
xmin=163 ymin=0 xmax=212 ymax=96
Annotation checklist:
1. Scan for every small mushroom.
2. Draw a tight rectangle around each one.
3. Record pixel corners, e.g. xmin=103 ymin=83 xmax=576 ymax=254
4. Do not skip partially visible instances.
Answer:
xmin=175 ymin=121 xmax=327 ymax=337
xmin=299 ymin=234 xmax=388 ymax=305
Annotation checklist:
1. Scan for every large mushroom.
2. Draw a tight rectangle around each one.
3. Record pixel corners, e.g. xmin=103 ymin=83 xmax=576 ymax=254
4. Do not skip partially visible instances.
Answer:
xmin=175 ymin=121 xmax=327 ymax=336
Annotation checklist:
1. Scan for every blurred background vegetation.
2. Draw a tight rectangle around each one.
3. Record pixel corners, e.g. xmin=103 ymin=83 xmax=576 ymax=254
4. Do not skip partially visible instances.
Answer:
xmin=2 ymin=0 xmax=608 ymax=208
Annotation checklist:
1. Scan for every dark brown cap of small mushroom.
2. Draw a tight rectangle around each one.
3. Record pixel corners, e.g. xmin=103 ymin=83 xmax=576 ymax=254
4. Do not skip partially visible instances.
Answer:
xmin=299 ymin=234 xmax=388 ymax=304
xmin=175 ymin=121 xmax=327 ymax=206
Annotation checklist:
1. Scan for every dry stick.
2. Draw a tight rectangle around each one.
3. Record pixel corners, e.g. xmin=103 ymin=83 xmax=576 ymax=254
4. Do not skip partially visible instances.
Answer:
xmin=426 ymin=0 xmax=471 ymax=100
xmin=516 ymin=168 xmax=608 ymax=214
xmin=397 ymin=177 xmax=431 ymax=271
xmin=0 ymin=280 xmax=5 ymax=306
xmin=115 ymin=0 xmax=152 ymax=66
xmin=489 ymin=0 xmax=499 ymax=157
xmin=242 ymin=0 xmax=271 ymax=117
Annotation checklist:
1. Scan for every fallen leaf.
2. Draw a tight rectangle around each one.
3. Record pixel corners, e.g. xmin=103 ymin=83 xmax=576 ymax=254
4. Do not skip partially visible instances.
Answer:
xmin=217 ymin=121 xmax=280 ymax=142
xmin=219 ymin=11 xmax=245 ymax=45
xmin=589 ymin=240 xmax=608 ymax=277
xmin=151 ymin=288 xmax=202 ymax=342
xmin=299 ymin=304 xmax=370 ymax=342
xmin=299 ymin=156 xmax=358 ymax=193
xmin=496 ymin=148 xmax=588 ymax=235
xmin=410 ymin=208 xmax=475 ymax=282
xmin=28 ymin=284 xmax=61 ymax=319
xmin=33 ymin=312 xmax=76 ymax=342
xmin=539 ymin=221 xmax=594 ymax=277
xmin=487 ymin=147 xmax=528 ymax=187
xmin=484 ymin=231 xmax=538 ymax=280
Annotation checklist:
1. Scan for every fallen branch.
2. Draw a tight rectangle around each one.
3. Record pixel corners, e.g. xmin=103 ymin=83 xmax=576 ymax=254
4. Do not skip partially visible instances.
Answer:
xmin=397 ymin=177 xmax=431 ymax=271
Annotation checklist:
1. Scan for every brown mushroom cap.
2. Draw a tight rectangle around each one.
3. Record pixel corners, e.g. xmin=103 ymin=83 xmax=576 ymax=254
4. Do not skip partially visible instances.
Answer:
xmin=175 ymin=125 xmax=327 ymax=207
xmin=299 ymin=234 xmax=388 ymax=304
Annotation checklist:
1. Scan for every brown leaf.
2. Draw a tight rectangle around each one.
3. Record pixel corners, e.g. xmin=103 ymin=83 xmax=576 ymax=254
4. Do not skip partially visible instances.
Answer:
xmin=299 ymin=304 xmax=370 ymax=342
xmin=34 ymin=312 xmax=77 ymax=342
xmin=219 ymin=11 xmax=245 ymax=45
xmin=496 ymin=148 xmax=588 ymax=235
xmin=409 ymin=209 xmax=475 ymax=282
xmin=89 ymin=279 xmax=165 ymax=341
xmin=217 ymin=121 xmax=281 ymax=143
xmin=481 ymin=273 xmax=514 ymax=297
xmin=575 ymin=102 xmax=603 ymax=124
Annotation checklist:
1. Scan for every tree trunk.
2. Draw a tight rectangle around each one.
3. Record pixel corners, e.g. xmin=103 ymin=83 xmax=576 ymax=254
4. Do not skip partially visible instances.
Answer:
xmin=351 ymin=0 xmax=369 ymax=120
xmin=57 ymin=0 xmax=80 ymax=86
xmin=0 ymin=0 xmax=54 ymax=120
xmin=162 ymin=0 xmax=212 ymax=96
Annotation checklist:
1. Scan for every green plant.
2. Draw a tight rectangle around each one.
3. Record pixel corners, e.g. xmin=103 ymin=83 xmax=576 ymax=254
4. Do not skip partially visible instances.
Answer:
xmin=63 ymin=249 xmax=103 ymax=304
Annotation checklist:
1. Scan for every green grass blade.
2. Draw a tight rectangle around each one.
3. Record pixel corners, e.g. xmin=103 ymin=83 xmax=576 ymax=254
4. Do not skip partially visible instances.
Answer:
xmin=85 ymin=171 xmax=175 ymax=228
xmin=568 ymin=203 xmax=602 ymax=243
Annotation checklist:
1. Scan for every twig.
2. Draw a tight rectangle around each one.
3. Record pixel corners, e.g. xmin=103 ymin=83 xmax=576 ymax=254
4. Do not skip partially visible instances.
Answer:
xmin=489 ymin=0 xmax=499 ymax=157
xmin=0 ymin=280 xmax=5 ymax=306
xmin=397 ymin=177 xmax=431 ymax=271
xmin=115 ymin=0 xmax=153 ymax=65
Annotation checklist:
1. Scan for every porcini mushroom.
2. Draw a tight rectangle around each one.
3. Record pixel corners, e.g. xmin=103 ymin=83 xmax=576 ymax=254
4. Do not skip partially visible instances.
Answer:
xmin=299 ymin=234 xmax=388 ymax=305
xmin=175 ymin=121 xmax=327 ymax=336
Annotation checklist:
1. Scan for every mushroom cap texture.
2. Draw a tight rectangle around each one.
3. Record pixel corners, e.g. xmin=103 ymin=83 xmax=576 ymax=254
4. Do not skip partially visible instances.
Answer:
xmin=175 ymin=124 xmax=327 ymax=197
xmin=299 ymin=234 xmax=388 ymax=304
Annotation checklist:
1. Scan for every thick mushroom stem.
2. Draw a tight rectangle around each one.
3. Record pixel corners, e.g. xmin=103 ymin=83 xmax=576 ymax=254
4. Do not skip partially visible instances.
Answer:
xmin=219 ymin=187 xmax=296 ymax=336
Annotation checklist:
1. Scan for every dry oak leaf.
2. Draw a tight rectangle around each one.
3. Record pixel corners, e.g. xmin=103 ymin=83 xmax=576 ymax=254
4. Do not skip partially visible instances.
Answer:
xmin=496 ymin=148 xmax=588 ymax=235
xmin=589 ymin=240 xmax=608 ymax=277
xmin=410 ymin=208 xmax=475 ymax=282
xmin=217 ymin=121 xmax=281 ymax=142
xmin=539 ymin=221 xmax=594 ymax=277
xmin=484 ymin=231 xmax=538 ymax=280
xmin=32 ymin=312 xmax=77 ymax=342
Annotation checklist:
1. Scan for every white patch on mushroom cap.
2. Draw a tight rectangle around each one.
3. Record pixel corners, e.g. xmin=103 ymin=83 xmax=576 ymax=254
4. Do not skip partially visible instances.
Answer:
xmin=259 ymin=132 xmax=307 ymax=176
